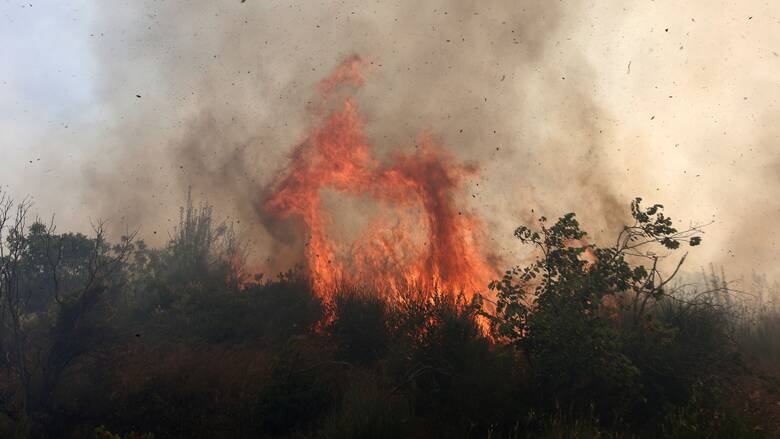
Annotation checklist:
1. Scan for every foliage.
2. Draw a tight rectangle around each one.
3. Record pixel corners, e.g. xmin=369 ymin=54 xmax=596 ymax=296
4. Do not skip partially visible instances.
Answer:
xmin=93 ymin=425 xmax=154 ymax=439
xmin=0 ymin=191 xmax=776 ymax=438
xmin=330 ymin=287 xmax=390 ymax=364
xmin=318 ymin=371 xmax=410 ymax=439
xmin=486 ymin=199 xmax=715 ymax=421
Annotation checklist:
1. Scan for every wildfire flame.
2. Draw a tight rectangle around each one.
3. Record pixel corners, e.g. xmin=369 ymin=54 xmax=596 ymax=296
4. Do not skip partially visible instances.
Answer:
xmin=265 ymin=56 xmax=495 ymax=298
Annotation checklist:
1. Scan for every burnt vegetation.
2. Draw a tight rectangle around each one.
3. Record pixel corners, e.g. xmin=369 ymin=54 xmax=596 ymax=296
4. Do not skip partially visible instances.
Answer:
xmin=0 ymin=190 xmax=778 ymax=438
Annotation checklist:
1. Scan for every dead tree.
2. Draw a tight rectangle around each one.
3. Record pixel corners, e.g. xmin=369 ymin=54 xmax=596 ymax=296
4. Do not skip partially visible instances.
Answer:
xmin=0 ymin=189 xmax=136 ymax=419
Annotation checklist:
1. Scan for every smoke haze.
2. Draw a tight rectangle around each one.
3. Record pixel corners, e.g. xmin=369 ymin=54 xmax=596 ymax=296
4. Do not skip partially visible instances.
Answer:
xmin=3 ymin=0 xmax=779 ymax=279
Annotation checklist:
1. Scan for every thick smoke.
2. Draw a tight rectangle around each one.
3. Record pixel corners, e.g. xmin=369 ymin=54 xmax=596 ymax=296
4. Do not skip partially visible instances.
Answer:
xmin=54 ymin=0 xmax=779 ymax=280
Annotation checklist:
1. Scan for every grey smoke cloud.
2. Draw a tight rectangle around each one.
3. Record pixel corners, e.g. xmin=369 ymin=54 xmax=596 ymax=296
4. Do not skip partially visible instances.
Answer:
xmin=3 ymin=0 xmax=779 ymax=281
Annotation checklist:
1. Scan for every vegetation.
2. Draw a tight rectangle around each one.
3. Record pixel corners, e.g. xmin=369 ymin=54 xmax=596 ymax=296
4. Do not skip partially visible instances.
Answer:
xmin=0 ymin=190 xmax=778 ymax=438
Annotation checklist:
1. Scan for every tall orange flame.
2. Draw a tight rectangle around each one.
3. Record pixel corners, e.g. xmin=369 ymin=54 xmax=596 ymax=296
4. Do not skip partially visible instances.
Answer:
xmin=265 ymin=56 xmax=494 ymax=298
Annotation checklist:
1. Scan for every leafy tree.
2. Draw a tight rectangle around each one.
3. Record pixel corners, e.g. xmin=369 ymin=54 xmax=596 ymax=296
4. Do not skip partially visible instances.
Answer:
xmin=487 ymin=198 xmax=703 ymax=418
xmin=0 ymin=190 xmax=135 ymax=432
xmin=129 ymin=191 xmax=245 ymax=315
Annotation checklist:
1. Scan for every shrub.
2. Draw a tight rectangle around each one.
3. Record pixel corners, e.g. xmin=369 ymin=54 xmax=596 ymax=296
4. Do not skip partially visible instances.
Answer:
xmin=488 ymin=199 xmax=706 ymax=423
xmin=329 ymin=287 xmax=390 ymax=365
xmin=318 ymin=371 xmax=410 ymax=439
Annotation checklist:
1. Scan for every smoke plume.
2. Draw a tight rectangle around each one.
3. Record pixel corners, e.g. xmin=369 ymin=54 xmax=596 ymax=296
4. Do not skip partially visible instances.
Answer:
xmin=12 ymin=0 xmax=778 ymax=282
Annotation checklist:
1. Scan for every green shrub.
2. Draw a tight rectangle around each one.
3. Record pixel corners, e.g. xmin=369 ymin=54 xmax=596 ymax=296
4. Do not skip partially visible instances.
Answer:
xmin=330 ymin=287 xmax=390 ymax=364
xmin=488 ymin=199 xmax=709 ymax=424
xmin=387 ymin=290 xmax=530 ymax=437
xmin=318 ymin=372 xmax=410 ymax=439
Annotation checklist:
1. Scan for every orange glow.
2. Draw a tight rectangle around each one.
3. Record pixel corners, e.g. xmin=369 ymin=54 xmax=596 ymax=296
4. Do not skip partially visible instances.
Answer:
xmin=265 ymin=56 xmax=494 ymax=298
xmin=564 ymin=238 xmax=598 ymax=267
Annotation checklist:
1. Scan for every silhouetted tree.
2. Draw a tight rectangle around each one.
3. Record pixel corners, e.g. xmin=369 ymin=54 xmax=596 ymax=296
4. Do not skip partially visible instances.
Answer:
xmin=0 ymin=190 xmax=136 ymax=429
xmin=487 ymin=198 xmax=704 ymax=418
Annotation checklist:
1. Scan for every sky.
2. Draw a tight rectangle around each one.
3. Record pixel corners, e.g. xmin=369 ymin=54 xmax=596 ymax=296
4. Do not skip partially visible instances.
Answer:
xmin=1 ymin=0 xmax=779 ymax=283
xmin=1 ymin=0 xmax=98 ymax=222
